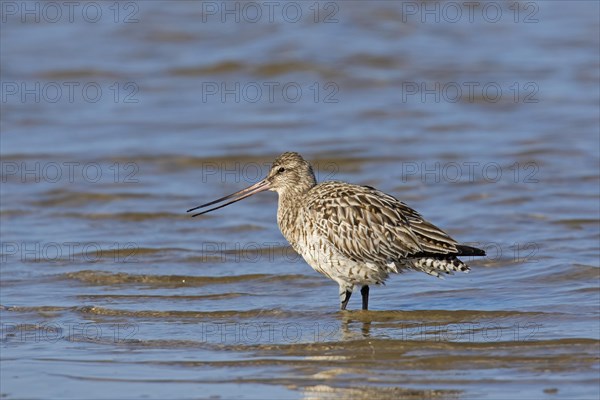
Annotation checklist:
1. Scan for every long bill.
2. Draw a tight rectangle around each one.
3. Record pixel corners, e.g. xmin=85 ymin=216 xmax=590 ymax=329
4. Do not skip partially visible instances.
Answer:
xmin=186 ymin=179 xmax=271 ymax=217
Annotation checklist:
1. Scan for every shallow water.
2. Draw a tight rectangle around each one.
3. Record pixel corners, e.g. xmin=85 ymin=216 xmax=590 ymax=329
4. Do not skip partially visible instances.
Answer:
xmin=1 ymin=1 xmax=599 ymax=399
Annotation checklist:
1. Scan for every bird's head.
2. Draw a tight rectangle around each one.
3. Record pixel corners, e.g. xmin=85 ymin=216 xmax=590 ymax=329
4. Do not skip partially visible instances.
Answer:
xmin=187 ymin=152 xmax=316 ymax=217
xmin=264 ymin=152 xmax=316 ymax=195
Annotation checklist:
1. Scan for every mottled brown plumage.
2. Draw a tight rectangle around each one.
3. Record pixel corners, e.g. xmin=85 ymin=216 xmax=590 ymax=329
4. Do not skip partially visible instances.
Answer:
xmin=188 ymin=152 xmax=485 ymax=310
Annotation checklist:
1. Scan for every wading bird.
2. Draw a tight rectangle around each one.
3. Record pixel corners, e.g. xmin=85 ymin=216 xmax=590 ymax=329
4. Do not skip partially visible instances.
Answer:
xmin=188 ymin=152 xmax=485 ymax=310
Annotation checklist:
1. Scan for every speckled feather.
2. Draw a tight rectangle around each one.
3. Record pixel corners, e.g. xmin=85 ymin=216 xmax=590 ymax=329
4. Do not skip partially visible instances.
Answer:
xmin=304 ymin=181 xmax=459 ymax=260
xmin=272 ymin=153 xmax=483 ymax=288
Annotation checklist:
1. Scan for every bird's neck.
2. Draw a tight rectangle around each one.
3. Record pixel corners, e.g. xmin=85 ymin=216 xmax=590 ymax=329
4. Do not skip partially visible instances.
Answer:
xmin=276 ymin=184 xmax=314 ymax=249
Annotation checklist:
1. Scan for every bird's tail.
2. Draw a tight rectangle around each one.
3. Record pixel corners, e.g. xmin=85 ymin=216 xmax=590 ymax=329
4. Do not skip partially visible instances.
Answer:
xmin=412 ymin=255 xmax=470 ymax=277
xmin=411 ymin=245 xmax=485 ymax=278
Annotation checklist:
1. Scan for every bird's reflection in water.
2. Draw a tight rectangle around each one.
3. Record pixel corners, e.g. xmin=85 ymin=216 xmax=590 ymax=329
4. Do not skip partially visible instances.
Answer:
xmin=302 ymin=384 xmax=461 ymax=400
xmin=339 ymin=312 xmax=372 ymax=341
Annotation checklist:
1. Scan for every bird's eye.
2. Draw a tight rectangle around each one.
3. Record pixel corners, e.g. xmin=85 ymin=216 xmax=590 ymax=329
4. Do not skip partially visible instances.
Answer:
xmin=278 ymin=167 xmax=285 ymax=173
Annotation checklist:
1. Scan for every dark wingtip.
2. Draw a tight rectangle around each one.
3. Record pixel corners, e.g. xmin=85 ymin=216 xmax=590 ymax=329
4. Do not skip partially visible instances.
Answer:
xmin=456 ymin=245 xmax=486 ymax=257
xmin=411 ymin=245 xmax=486 ymax=259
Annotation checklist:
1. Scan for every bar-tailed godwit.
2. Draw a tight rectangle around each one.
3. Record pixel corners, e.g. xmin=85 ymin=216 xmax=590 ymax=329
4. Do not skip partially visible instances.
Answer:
xmin=188 ymin=152 xmax=485 ymax=310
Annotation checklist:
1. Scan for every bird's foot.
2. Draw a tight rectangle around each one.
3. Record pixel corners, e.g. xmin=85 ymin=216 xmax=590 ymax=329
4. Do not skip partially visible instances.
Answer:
xmin=340 ymin=289 xmax=352 ymax=310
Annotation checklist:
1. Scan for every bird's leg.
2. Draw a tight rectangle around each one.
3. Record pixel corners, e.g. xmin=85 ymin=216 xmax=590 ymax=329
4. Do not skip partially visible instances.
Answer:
xmin=339 ymin=286 xmax=353 ymax=310
xmin=360 ymin=285 xmax=369 ymax=310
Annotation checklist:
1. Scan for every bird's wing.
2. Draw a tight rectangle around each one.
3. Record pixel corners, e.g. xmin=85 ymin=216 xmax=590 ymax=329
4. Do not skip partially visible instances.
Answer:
xmin=303 ymin=182 xmax=459 ymax=264
xmin=390 ymin=199 xmax=460 ymax=256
